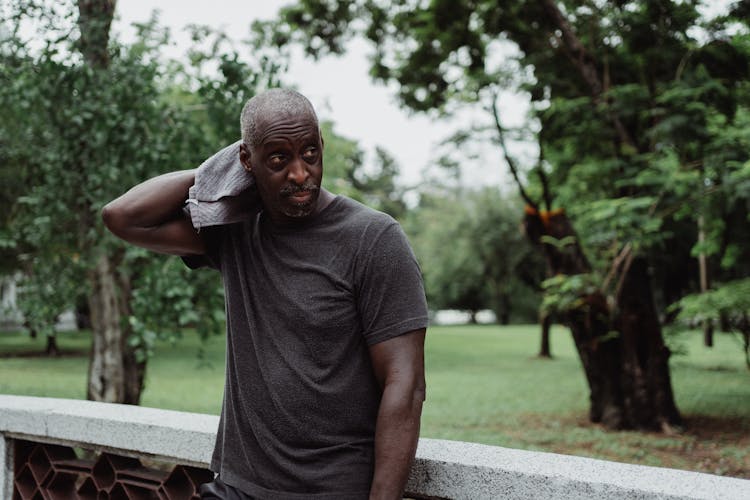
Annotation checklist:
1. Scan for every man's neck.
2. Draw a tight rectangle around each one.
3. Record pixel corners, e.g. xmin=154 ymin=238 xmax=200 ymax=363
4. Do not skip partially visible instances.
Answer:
xmin=315 ymin=188 xmax=335 ymax=214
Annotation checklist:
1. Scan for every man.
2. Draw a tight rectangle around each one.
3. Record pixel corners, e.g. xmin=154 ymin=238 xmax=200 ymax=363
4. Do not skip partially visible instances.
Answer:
xmin=102 ymin=89 xmax=428 ymax=500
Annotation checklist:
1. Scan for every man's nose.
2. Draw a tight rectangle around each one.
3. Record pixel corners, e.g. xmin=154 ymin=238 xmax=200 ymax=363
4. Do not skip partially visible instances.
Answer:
xmin=286 ymin=156 xmax=310 ymax=184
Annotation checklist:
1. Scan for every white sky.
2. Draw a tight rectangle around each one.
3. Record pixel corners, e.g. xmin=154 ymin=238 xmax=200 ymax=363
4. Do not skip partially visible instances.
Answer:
xmin=113 ymin=1 xmax=515 ymax=189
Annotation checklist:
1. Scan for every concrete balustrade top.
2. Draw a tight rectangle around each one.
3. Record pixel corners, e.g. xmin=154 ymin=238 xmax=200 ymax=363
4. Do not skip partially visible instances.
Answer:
xmin=0 ymin=394 xmax=217 ymax=466
xmin=1 ymin=394 xmax=749 ymax=500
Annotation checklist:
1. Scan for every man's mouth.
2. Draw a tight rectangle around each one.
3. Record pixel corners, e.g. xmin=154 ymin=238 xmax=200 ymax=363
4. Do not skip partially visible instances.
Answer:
xmin=281 ymin=184 xmax=319 ymax=204
xmin=289 ymin=190 xmax=312 ymax=203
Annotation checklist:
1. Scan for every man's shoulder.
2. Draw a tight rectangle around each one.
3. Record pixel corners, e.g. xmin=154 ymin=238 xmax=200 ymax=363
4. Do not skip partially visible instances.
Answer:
xmin=331 ymin=195 xmax=398 ymax=230
xmin=327 ymin=197 xmax=416 ymax=261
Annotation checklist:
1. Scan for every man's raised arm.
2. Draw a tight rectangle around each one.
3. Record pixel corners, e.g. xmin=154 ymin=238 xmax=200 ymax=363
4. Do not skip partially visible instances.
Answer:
xmin=101 ymin=169 xmax=206 ymax=256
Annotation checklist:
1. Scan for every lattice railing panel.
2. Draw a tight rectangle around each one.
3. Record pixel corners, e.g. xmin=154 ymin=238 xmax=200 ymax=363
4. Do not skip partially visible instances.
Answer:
xmin=12 ymin=440 xmax=213 ymax=500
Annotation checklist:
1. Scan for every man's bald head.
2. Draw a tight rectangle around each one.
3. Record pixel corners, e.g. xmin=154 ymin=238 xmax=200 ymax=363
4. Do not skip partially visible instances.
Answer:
xmin=240 ymin=89 xmax=319 ymax=149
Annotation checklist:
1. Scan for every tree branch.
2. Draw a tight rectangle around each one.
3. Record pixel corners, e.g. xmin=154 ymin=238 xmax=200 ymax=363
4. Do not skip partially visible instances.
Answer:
xmin=490 ymin=93 xmax=538 ymax=211
xmin=602 ymin=242 xmax=632 ymax=293
xmin=536 ymin=132 xmax=553 ymax=212
xmin=540 ymin=0 xmax=638 ymax=151
xmin=77 ymin=0 xmax=117 ymax=69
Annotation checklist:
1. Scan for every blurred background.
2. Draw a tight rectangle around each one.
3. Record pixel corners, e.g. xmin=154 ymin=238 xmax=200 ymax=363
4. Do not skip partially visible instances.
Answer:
xmin=1 ymin=0 xmax=748 ymax=479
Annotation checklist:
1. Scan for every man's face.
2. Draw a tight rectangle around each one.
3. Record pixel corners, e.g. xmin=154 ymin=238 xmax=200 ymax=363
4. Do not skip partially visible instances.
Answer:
xmin=241 ymin=113 xmax=324 ymax=226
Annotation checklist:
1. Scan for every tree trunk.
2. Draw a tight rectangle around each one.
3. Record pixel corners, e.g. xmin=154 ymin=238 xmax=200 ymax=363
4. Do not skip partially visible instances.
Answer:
xmin=86 ymin=253 xmax=145 ymax=404
xmin=75 ymin=300 xmax=92 ymax=330
xmin=77 ymin=0 xmax=144 ymax=404
xmin=615 ymin=257 xmax=681 ymax=430
xmin=76 ymin=0 xmax=117 ymax=69
xmin=488 ymin=281 xmax=511 ymax=326
xmin=498 ymin=292 xmax=510 ymax=325
xmin=45 ymin=334 xmax=60 ymax=357
xmin=25 ymin=321 xmax=37 ymax=339
xmin=740 ymin=314 xmax=750 ymax=371
xmin=538 ymin=311 xmax=552 ymax=358
xmin=703 ymin=321 xmax=714 ymax=348
xmin=697 ymin=215 xmax=714 ymax=347
xmin=524 ymin=208 xmax=681 ymax=430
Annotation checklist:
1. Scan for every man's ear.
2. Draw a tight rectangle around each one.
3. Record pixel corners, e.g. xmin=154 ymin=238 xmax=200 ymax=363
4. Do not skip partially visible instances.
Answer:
xmin=239 ymin=143 xmax=253 ymax=172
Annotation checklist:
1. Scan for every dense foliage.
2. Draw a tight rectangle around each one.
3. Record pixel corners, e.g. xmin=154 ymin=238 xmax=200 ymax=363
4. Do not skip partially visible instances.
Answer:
xmin=266 ymin=0 xmax=750 ymax=428
xmin=269 ymin=0 xmax=750 ymax=305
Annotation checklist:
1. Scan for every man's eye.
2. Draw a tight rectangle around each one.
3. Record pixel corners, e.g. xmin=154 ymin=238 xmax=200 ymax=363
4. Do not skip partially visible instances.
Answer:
xmin=302 ymin=148 xmax=318 ymax=161
xmin=268 ymin=154 xmax=286 ymax=168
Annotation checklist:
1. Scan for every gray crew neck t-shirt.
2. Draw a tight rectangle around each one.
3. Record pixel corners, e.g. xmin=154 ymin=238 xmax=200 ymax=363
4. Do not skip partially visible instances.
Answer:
xmin=185 ymin=195 xmax=429 ymax=500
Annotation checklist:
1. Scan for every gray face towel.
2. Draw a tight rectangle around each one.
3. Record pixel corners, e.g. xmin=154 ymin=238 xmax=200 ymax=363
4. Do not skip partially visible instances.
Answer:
xmin=185 ymin=140 xmax=261 ymax=230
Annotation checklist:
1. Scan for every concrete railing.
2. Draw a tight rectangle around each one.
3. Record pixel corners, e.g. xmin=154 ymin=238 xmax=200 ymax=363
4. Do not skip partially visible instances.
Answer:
xmin=1 ymin=395 xmax=748 ymax=499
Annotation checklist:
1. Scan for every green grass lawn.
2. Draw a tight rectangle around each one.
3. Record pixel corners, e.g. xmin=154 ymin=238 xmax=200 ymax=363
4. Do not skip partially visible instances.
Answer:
xmin=1 ymin=324 xmax=748 ymax=478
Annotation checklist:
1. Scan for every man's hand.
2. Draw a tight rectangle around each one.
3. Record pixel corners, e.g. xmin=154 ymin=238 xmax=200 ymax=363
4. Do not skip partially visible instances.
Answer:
xmin=102 ymin=169 xmax=206 ymax=256
xmin=368 ymin=328 xmax=426 ymax=500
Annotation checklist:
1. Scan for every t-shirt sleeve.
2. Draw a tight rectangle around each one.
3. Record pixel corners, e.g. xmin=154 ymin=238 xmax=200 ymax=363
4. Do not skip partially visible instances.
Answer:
xmin=357 ymin=222 xmax=429 ymax=345
xmin=180 ymin=225 xmax=224 ymax=270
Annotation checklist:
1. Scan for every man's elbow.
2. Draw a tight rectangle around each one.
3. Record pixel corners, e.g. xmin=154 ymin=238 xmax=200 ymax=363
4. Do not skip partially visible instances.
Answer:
xmin=413 ymin=379 xmax=426 ymax=403
xmin=409 ymin=376 xmax=426 ymax=406
xmin=101 ymin=200 xmax=129 ymax=237
xmin=386 ymin=373 xmax=425 ymax=406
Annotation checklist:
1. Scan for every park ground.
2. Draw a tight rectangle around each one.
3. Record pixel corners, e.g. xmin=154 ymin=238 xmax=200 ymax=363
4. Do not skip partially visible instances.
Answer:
xmin=1 ymin=324 xmax=748 ymax=479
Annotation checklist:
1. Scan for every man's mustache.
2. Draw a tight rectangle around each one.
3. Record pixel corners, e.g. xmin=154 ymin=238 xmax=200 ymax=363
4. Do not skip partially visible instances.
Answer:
xmin=280 ymin=183 xmax=319 ymax=197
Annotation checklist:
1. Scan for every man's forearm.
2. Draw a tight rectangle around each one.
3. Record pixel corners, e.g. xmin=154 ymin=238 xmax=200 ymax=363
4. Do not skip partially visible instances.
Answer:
xmin=369 ymin=382 xmax=425 ymax=500
xmin=103 ymin=169 xmax=195 ymax=228
xmin=102 ymin=169 xmax=204 ymax=255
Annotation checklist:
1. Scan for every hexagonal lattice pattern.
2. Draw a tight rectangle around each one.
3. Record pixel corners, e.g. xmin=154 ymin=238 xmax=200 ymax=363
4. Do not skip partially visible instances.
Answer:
xmin=12 ymin=440 xmax=213 ymax=500
xmin=162 ymin=465 xmax=214 ymax=500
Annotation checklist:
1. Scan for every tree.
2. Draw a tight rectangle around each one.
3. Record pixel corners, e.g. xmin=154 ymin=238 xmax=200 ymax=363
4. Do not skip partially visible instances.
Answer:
xmin=406 ymin=186 xmax=542 ymax=324
xmin=675 ymin=277 xmax=750 ymax=370
xmin=472 ymin=189 xmax=544 ymax=325
xmin=2 ymin=1 xmax=171 ymax=401
xmin=73 ymin=0 xmax=145 ymax=405
xmin=0 ymin=2 xmax=274 ymax=403
xmin=409 ymin=189 xmax=490 ymax=320
xmin=266 ymin=0 xmax=750 ymax=430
